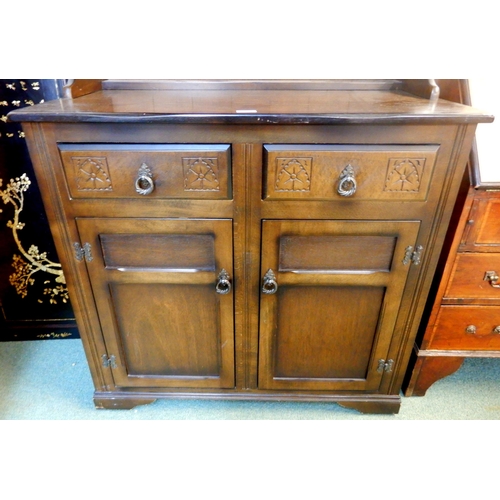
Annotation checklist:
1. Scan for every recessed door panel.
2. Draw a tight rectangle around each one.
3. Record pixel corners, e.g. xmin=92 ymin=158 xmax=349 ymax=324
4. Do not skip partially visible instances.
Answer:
xmin=279 ymin=234 xmax=396 ymax=273
xmin=110 ymin=283 xmax=221 ymax=377
xmin=101 ymin=233 xmax=216 ymax=271
xmin=274 ymin=286 xmax=386 ymax=379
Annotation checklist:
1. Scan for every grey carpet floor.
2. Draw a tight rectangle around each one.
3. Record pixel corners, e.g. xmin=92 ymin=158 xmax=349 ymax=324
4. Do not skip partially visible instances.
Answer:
xmin=1 ymin=338 xmax=500 ymax=419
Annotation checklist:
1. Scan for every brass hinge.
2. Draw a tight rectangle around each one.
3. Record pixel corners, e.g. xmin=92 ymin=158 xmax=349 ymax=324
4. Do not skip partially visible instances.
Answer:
xmin=102 ymin=354 xmax=117 ymax=369
xmin=377 ymin=359 xmax=394 ymax=373
xmin=403 ymin=245 xmax=423 ymax=265
xmin=74 ymin=242 xmax=93 ymax=262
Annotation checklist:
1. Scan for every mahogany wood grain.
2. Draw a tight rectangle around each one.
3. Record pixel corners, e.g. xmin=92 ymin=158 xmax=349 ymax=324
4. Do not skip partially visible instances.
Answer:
xmin=443 ymin=253 xmax=500 ymax=304
xmin=460 ymin=196 xmax=500 ymax=251
xmin=405 ymin=184 xmax=500 ymax=395
xmin=62 ymin=79 xmax=103 ymax=98
xmin=429 ymin=305 xmax=500 ymax=350
xmin=404 ymin=355 xmax=465 ymax=397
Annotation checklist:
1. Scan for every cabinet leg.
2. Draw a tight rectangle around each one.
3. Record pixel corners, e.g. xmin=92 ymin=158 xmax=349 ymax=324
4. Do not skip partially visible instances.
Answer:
xmin=404 ymin=355 xmax=464 ymax=397
xmin=337 ymin=399 xmax=401 ymax=414
xmin=94 ymin=394 xmax=157 ymax=410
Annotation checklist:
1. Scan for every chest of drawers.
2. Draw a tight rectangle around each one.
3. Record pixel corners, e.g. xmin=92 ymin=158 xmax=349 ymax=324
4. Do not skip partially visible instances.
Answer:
xmin=8 ymin=79 xmax=491 ymax=413
xmin=404 ymin=174 xmax=500 ymax=396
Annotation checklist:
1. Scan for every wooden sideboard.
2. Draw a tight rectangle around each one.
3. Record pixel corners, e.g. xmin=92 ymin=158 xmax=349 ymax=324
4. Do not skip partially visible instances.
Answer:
xmin=404 ymin=163 xmax=500 ymax=396
xmin=8 ymin=79 xmax=492 ymax=413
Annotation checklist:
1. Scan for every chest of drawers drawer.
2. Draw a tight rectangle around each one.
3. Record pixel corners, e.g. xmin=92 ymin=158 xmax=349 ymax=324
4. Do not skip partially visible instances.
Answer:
xmin=443 ymin=253 xmax=500 ymax=304
xmin=58 ymin=143 xmax=231 ymax=200
xmin=263 ymin=144 xmax=439 ymax=201
xmin=428 ymin=305 xmax=500 ymax=350
xmin=460 ymin=197 xmax=500 ymax=251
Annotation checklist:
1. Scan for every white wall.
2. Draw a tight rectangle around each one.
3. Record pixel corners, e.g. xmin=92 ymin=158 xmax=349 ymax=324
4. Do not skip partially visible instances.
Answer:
xmin=469 ymin=79 xmax=499 ymax=183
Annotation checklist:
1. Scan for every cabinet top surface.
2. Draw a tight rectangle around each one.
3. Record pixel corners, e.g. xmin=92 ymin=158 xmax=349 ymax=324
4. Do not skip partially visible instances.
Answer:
xmin=8 ymin=83 xmax=493 ymax=125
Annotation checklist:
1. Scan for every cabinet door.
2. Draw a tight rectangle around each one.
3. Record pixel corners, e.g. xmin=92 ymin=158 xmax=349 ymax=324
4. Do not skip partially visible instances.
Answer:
xmin=76 ymin=218 xmax=234 ymax=389
xmin=258 ymin=220 xmax=420 ymax=391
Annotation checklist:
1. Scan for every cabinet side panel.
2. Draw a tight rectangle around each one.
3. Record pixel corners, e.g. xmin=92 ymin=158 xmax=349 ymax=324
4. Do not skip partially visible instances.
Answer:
xmin=21 ymin=123 xmax=112 ymax=390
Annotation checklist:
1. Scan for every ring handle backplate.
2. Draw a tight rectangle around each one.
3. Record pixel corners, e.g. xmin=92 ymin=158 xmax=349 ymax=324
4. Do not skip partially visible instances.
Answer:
xmin=135 ymin=163 xmax=155 ymax=196
xmin=337 ymin=165 xmax=357 ymax=197
xmin=215 ymin=269 xmax=232 ymax=295
xmin=262 ymin=269 xmax=278 ymax=295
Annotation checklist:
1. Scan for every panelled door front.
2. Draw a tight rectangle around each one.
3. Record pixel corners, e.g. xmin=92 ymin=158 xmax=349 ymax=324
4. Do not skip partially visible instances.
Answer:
xmin=76 ymin=218 xmax=235 ymax=389
xmin=258 ymin=220 xmax=420 ymax=392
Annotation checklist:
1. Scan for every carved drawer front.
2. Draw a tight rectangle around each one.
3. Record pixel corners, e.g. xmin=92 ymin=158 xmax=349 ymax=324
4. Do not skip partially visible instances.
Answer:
xmin=263 ymin=144 xmax=439 ymax=201
xmin=443 ymin=253 xmax=500 ymax=305
xmin=429 ymin=305 xmax=500 ymax=350
xmin=58 ymin=144 xmax=231 ymax=200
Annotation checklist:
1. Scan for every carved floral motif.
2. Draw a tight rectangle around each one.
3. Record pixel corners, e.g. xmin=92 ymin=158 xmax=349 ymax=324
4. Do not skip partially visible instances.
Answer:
xmin=183 ymin=158 xmax=220 ymax=191
xmin=72 ymin=157 xmax=113 ymax=191
xmin=275 ymin=158 xmax=312 ymax=192
xmin=385 ymin=158 xmax=425 ymax=192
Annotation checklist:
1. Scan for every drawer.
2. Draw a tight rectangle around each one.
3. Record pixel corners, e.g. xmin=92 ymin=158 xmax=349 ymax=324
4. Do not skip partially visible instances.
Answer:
xmin=460 ymin=196 xmax=500 ymax=251
xmin=474 ymin=198 xmax=500 ymax=246
xmin=429 ymin=305 xmax=500 ymax=351
xmin=263 ymin=144 xmax=439 ymax=201
xmin=443 ymin=253 xmax=500 ymax=304
xmin=58 ymin=144 xmax=231 ymax=200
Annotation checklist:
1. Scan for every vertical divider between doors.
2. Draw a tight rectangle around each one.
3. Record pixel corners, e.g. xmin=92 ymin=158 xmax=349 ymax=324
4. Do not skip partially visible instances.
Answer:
xmin=233 ymin=143 xmax=255 ymax=390
xmin=242 ymin=142 xmax=263 ymax=390
xmin=244 ymin=143 xmax=253 ymax=389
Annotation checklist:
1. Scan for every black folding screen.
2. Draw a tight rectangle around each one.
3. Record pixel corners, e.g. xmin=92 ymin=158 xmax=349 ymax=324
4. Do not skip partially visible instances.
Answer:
xmin=0 ymin=79 xmax=78 ymax=340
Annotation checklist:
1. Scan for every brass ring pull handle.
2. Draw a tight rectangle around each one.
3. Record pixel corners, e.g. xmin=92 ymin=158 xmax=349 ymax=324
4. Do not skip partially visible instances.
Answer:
xmin=215 ymin=269 xmax=231 ymax=295
xmin=262 ymin=269 xmax=278 ymax=294
xmin=484 ymin=271 xmax=500 ymax=288
xmin=337 ymin=165 xmax=357 ymax=197
xmin=135 ymin=163 xmax=155 ymax=195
